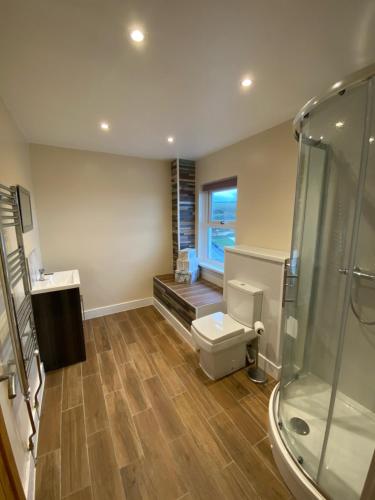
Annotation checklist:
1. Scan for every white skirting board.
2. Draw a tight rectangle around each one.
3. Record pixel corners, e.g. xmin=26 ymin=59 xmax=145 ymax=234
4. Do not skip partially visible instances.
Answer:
xmin=85 ymin=297 xmax=153 ymax=319
xmin=258 ymin=353 xmax=281 ymax=380
xmin=153 ymin=298 xmax=194 ymax=348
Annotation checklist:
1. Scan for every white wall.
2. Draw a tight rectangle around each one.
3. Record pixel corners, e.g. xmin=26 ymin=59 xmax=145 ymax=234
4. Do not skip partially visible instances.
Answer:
xmin=30 ymin=145 xmax=173 ymax=313
xmin=0 ymin=97 xmax=42 ymax=498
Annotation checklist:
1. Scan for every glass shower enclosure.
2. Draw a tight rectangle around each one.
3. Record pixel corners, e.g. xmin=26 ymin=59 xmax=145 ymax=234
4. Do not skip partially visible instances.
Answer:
xmin=276 ymin=65 xmax=375 ymax=499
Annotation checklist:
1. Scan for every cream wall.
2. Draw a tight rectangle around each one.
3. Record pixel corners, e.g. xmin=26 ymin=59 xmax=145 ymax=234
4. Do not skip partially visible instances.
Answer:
xmin=30 ymin=144 xmax=172 ymax=311
xmin=0 ymin=97 xmax=42 ymax=497
xmin=196 ymin=120 xmax=298 ymax=252
xmin=0 ymin=101 xmax=42 ymax=265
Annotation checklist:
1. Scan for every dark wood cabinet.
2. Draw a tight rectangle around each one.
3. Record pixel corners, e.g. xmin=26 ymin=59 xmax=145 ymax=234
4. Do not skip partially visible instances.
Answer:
xmin=31 ymin=287 xmax=86 ymax=371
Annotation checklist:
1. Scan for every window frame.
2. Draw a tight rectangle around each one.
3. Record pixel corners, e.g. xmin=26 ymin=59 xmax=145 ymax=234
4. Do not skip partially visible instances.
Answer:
xmin=199 ymin=187 xmax=237 ymax=267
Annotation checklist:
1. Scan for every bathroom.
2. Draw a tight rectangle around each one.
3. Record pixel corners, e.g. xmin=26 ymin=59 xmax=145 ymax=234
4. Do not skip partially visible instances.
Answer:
xmin=0 ymin=1 xmax=375 ymax=499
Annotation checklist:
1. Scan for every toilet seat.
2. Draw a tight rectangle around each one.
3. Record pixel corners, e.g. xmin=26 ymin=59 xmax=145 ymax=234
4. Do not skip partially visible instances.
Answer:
xmin=191 ymin=312 xmax=255 ymax=353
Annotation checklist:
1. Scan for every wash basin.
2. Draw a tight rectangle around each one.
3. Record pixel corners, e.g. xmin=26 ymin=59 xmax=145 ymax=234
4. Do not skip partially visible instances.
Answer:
xmin=31 ymin=269 xmax=80 ymax=295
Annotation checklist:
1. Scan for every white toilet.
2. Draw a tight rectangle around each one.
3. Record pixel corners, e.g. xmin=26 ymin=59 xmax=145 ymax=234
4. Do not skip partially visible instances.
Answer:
xmin=191 ymin=279 xmax=263 ymax=380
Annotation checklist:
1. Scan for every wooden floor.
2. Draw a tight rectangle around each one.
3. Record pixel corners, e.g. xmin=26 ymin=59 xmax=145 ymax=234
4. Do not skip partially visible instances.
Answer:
xmin=35 ymin=306 xmax=293 ymax=500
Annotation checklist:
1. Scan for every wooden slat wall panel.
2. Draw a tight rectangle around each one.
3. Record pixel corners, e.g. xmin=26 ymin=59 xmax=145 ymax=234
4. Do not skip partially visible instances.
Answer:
xmin=171 ymin=159 xmax=196 ymax=269
xmin=178 ymin=159 xmax=195 ymax=255
xmin=171 ymin=159 xmax=179 ymax=268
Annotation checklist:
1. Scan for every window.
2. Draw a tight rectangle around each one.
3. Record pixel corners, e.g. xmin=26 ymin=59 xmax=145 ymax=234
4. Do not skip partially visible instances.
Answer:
xmin=199 ymin=181 xmax=237 ymax=265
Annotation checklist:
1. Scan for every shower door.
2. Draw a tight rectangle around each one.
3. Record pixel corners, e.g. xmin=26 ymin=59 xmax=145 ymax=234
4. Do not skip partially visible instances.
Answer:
xmin=318 ymin=78 xmax=375 ymax=499
xmin=278 ymin=79 xmax=370 ymax=490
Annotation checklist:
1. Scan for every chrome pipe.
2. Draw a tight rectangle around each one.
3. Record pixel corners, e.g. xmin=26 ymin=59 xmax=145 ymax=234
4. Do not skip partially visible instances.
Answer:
xmin=0 ymin=183 xmax=13 ymax=193
xmin=0 ymin=215 xmax=19 ymax=221
xmin=0 ymin=222 xmax=18 ymax=228
xmin=353 ymin=269 xmax=375 ymax=281
xmin=7 ymin=247 xmax=23 ymax=260
xmin=10 ymin=270 xmax=24 ymax=288
xmin=0 ymin=201 xmax=17 ymax=208
xmin=9 ymin=261 xmax=25 ymax=278
xmin=0 ymin=207 xmax=18 ymax=214
xmin=0 ymin=193 xmax=15 ymax=202
xmin=0 ymin=371 xmax=17 ymax=399
xmin=339 ymin=267 xmax=375 ymax=281
xmin=33 ymin=350 xmax=43 ymax=416
xmin=8 ymin=255 xmax=23 ymax=270
xmin=25 ymin=394 xmax=37 ymax=464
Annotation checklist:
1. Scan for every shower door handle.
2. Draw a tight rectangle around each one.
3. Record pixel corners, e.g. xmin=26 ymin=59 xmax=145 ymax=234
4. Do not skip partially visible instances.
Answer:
xmin=353 ymin=269 xmax=375 ymax=281
xmin=339 ymin=267 xmax=375 ymax=281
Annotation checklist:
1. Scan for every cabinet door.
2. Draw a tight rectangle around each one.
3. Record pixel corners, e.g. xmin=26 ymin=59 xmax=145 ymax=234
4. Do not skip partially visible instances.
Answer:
xmin=32 ymin=287 xmax=86 ymax=370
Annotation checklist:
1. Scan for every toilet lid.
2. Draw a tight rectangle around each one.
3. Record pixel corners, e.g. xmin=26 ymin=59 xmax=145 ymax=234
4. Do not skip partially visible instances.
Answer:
xmin=192 ymin=312 xmax=245 ymax=344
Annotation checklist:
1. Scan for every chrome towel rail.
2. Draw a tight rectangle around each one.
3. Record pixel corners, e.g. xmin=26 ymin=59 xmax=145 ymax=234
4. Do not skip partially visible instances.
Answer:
xmin=0 ymin=183 xmax=42 ymax=465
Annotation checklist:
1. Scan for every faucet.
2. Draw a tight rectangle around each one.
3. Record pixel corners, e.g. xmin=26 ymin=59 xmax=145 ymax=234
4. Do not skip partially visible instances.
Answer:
xmin=38 ymin=268 xmax=46 ymax=281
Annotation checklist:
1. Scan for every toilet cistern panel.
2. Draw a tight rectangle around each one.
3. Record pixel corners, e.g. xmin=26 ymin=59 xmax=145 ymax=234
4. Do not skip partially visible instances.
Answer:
xmin=227 ymin=279 xmax=263 ymax=328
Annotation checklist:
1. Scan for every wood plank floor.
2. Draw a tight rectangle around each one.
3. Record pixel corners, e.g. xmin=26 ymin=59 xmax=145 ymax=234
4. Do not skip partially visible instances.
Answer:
xmin=36 ymin=306 xmax=293 ymax=500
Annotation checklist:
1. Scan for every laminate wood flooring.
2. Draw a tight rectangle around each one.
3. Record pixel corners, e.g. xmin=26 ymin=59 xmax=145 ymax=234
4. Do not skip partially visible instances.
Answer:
xmin=36 ymin=306 xmax=293 ymax=500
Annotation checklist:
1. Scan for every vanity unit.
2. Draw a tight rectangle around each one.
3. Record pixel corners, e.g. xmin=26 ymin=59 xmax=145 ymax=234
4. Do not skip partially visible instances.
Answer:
xmin=31 ymin=270 xmax=86 ymax=371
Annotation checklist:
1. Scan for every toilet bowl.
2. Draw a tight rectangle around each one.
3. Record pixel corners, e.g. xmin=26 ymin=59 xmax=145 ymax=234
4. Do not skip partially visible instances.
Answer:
xmin=191 ymin=280 xmax=263 ymax=380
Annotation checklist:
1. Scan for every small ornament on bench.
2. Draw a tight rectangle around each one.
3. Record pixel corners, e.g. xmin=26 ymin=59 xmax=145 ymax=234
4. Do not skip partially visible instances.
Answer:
xmin=175 ymin=248 xmax=199 ymax=283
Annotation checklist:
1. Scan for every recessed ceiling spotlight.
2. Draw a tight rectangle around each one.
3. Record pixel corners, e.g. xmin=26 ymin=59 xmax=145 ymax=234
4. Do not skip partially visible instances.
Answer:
xmin=241 ymin=78 xmax=253 ymax=88
xmin=369 ymin=136 xmax=375 ymax=144
xmin=167 ymin=136 xmax=174 ymax=143
xmin=332 ymin=81 xmax=342 ymax=90
xmin=335 ymin=121 xmax=344 ymax=128
xmin=320 ymin=136 xmax=324 ymax=140
xmin=308 ymin=135 xmax=313 ymax=139
xmin=100 ymin=122 xmax=110 ymax=131
xmin=130 ymin=29 xmax=144 ymax=42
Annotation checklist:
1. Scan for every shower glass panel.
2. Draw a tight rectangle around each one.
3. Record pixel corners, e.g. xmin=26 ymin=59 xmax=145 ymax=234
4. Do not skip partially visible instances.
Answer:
xmin=278 ymin=78 xmax=370 ymax=497
xmin=319 ymin=81 xmax=375 ymax=499
xmin=279 ymin=138 xmax=331 ymax=480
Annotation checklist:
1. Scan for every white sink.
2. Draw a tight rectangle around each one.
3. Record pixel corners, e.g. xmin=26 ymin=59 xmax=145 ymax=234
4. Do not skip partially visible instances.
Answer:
xmin=31 ymin=269 xmax=80 ymax=295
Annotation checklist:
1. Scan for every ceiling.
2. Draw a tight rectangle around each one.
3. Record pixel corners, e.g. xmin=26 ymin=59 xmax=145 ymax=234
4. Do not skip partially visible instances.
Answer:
xmin=0 ymin=0 xmax=374 ymax=160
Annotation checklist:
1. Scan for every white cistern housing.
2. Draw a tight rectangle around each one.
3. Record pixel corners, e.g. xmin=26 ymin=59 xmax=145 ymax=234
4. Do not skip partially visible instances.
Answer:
xmin=227 ymin=279 xmax=263 ymax=327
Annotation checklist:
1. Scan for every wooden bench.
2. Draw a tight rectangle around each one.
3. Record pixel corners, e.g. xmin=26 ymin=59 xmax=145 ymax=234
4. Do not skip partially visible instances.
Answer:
xmin=153 ymin=274 xmax=225 ymax=330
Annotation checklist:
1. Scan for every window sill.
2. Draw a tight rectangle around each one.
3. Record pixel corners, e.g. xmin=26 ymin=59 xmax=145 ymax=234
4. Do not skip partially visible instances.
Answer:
xmin=199 ymin=260 xmax=224 ymax=275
